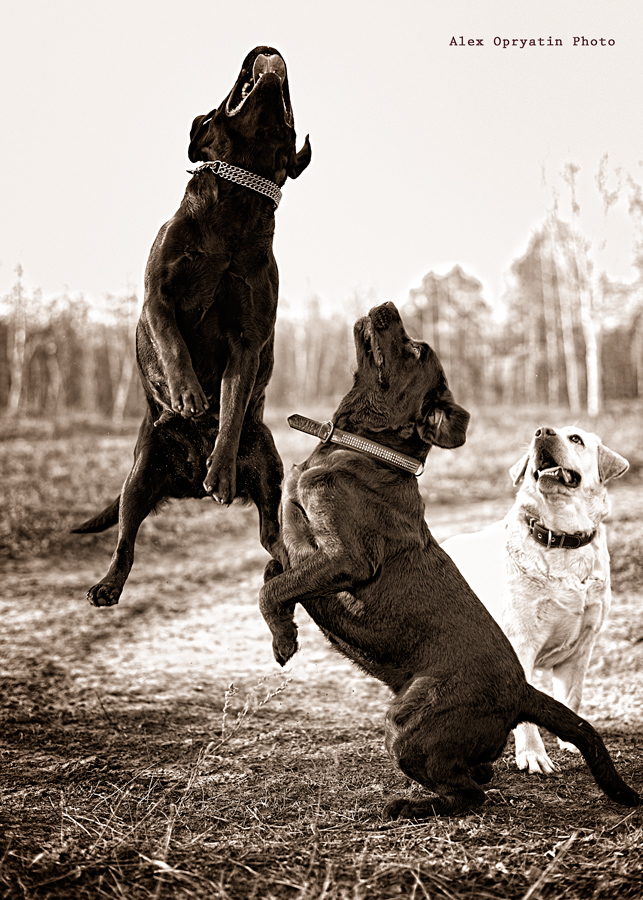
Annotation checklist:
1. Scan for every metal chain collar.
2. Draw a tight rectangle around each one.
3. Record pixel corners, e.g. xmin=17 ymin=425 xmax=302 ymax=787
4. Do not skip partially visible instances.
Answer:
xmin=188 ymin=159 xmax=282 ymax=209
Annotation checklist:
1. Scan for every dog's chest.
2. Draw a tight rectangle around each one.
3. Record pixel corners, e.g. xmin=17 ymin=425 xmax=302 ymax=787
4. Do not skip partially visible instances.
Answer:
xmin=507 ymin=549 xmax=609 ymax=665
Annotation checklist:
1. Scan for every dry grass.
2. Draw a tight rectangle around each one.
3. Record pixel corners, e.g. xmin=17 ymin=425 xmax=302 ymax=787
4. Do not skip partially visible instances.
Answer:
xmin=1 ymin=404 xmax=642 ymax=898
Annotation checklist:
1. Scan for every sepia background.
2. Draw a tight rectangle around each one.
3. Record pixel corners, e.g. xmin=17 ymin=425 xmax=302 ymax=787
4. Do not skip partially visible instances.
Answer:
xmin=2 ymin=0 xmax=643 ymax=419
xmin=1 ymin=2 xmax=643 ymax=899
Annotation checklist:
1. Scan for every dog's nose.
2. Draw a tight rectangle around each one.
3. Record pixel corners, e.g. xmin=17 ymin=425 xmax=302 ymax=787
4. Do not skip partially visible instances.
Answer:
xmin=535 ymin=426 xmax=556 ymax=438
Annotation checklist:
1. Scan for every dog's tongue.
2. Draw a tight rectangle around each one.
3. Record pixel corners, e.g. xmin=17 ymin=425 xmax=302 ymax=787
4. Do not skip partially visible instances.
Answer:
xmin=539 ymin=465 xmax=572 ymax=484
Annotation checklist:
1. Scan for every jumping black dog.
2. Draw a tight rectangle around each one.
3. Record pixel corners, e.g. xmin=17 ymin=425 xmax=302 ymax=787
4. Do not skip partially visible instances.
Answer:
xmin=74 ymin=47 xmax=311 ymax=606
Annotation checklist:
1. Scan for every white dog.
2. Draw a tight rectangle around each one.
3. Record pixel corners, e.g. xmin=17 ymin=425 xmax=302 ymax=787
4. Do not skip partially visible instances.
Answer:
xmin=442 ymin=425 xmax=629 ymax=775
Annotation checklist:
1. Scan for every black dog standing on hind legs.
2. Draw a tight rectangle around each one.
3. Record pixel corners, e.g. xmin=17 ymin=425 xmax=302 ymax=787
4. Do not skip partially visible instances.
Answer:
xmin=260 ymin=301 xmax=641 ymax=819
xmin=73 ymin=47 xmax=311 ymax=607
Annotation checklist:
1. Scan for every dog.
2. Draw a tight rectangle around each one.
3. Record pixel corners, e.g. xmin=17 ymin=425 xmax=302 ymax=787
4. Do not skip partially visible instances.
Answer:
xmin=259 ymin=302 xmax=640 ymax=818
xmin=442 ymin=425 xmax=629 ymax=776
xmin=74 ymin=46 xmax=311 ymax=607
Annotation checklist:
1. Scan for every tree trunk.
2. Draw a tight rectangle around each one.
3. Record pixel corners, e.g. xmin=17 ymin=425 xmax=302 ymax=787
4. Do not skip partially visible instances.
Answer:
xmin=80 ymin=335 xmax=100 ymax=414
xmin=111 ymin=350 xmax=136 ymax=424
xmin=540 ymin=237 xmax=560 ymax=406
xmin=6 ymin=318 xmax=26 ymax=416
xmin=572 ymin=244 xmax=602 ymax=417
xmin=633 ymin=315 xmax=643 ymax=398
xmin=524 ymin=300 xmax=539 ymax=405
xmin=552 ymin=246 xmax=582 ymax=414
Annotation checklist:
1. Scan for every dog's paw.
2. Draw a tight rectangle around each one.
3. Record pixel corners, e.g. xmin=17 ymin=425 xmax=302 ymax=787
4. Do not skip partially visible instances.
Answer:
xmin=383 ymin=797 xmax=413 ymax=820
xmin=203 ymin=451 xmax=236 ymax=504
xmin=515 ymin=748 xmax=559 ymax=776
xmin=87 ymin=582 xmax=121 ymax=607
xmin=169 ymin=375 xmax=209 ymax=419
xmin=272 ymin=628 xmax=299 ymax=667
xmin=264 ymin=560 xmax=283 ymax=583
xmin=557 ymin=739 xmax=580 ymax=754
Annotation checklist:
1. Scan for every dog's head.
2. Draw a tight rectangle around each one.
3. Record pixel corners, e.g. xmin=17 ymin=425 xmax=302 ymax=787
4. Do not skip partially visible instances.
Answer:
xmin=187 ymin=46 xmax=311 ymax=185
xmin=339 ymin=301 xmax=470 ymax=452
xmin=510 ymin=425 xmax=629 ymax=526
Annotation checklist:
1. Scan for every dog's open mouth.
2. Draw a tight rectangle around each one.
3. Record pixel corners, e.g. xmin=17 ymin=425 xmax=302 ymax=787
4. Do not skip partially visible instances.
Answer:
xmin=226 ymin=52 xmax=293 ymax=125
xmin=370 ymin=304 xmax=398 ymax=332
xmin=534 ymin=452 xmax=581 ymax=489
xmin=361 ymin=317 xmax=384 ymax=368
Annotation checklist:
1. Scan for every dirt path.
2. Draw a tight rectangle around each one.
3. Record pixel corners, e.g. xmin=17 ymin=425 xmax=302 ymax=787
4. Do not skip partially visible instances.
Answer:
xmin=1 ymin=495 xmax=642 ymax=899
xmin=2 ymin=495 xmax=642 ymax=740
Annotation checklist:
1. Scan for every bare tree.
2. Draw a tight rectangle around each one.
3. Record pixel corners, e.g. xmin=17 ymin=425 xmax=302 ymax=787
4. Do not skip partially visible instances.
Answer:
xmin=5 ymin=266 xmax=28 ymax=416
xmin=539 ymin=232 xmax=560 ymax=406
xmin=103 ymin=291 xmax=139 ymax=424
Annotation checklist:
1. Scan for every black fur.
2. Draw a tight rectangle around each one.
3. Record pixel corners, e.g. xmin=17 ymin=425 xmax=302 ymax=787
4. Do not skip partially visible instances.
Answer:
xmin=259 ymin=302 xmax=640 ymax=818
xmin=74 ymin=47 xmax=311 ymax=607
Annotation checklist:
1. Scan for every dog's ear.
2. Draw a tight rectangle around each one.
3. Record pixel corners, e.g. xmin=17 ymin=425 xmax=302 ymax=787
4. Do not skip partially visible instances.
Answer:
xmin=510 ymin=454 xmax=529 ymax=486
xmin=188 ymin=109 xmax=217 ymax=163
xmin=287 ymin=135 xmax=311 ymax=179
xmin=598 ymin=443 xmax=629 ymax=483
xmin=417 ymin=388 xmax=469 ymax=449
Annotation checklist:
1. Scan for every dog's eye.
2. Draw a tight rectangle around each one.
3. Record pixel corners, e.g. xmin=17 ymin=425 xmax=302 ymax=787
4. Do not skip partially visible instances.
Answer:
xmin=568 ymin=434 xmax=584 ymax=445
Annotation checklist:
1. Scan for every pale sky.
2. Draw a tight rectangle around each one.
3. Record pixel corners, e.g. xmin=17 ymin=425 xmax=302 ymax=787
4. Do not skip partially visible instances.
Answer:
xmin=2 ymin=0 xmax=642 ymax=314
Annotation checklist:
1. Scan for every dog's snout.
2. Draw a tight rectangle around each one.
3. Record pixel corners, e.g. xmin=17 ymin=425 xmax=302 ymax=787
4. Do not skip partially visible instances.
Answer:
xmin=535 ymin=426 xmax=556 ymax=438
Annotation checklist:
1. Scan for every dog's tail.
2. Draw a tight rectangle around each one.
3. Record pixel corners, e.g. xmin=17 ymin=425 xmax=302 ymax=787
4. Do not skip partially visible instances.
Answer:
xmin=71 ymin=496 xmax=120 ymax=533
xmin=519 ymin=685 xmax=640 ymax=807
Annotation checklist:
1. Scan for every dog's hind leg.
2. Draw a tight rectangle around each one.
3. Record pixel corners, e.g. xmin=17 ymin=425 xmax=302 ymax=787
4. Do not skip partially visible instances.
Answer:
xmin=384 ymin=756 xmax=487 ymax=819
xmin=470 ymin=762 xmax=495 ymax=785
xmin=87 ymin=428 xmax=171 ymax=608
xmin=383 ymin=684 xmax=492 ymax=819
xmin=237 ymin=421 xmax=285 ymax=566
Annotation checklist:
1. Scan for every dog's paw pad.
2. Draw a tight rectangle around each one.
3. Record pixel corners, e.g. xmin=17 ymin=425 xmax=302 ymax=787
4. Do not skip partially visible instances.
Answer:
xmin=273 ymin=636 xmax=298 ymax=667
xmin=87 ymin=584 xmax=121 ymax=608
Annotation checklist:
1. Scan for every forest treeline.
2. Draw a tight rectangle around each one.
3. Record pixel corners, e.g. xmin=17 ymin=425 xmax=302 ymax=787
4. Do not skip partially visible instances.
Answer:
xmin=2 ymin=160 xmax=642 ymax=420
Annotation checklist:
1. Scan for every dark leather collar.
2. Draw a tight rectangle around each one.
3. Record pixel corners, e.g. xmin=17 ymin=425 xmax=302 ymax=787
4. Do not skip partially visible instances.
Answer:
xmin=526 ymin=516 xmax=596 ymax=550
xmin=288 ymin=413 xmax=424 ymax=476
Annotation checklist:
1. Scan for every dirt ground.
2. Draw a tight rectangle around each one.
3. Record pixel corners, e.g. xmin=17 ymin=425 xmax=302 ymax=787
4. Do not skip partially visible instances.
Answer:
xmin=1 ymin=430 xmax=642 ymax=898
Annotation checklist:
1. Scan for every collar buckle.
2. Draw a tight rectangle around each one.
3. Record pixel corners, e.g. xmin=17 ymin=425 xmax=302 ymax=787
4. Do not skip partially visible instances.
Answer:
xmin=318 ymin=420 xmax=334 ymax=443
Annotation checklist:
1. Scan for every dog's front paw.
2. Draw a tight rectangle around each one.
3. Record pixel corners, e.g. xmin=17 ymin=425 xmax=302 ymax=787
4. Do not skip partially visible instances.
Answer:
xmin=203 ymin=449 xmax=236 ymax=504
xmin=515 ymin=748 xmax=559 ymax=776
xmin=264 ymin=560 xmax=283 ymax=583
xmin=557 ymin=739 xmax=580 ymax=754
xmin=87 ymin=582 xmax=121 ymax=607
xmin=272 ymin=625 xmax=299 ymax=666
xmin=169 ymin=372 xmax=209 ymax=418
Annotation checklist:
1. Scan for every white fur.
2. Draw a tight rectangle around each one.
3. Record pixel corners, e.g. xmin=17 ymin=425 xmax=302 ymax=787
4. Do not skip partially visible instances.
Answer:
xmin=442 ymin=425 xmax=628 ymax=775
